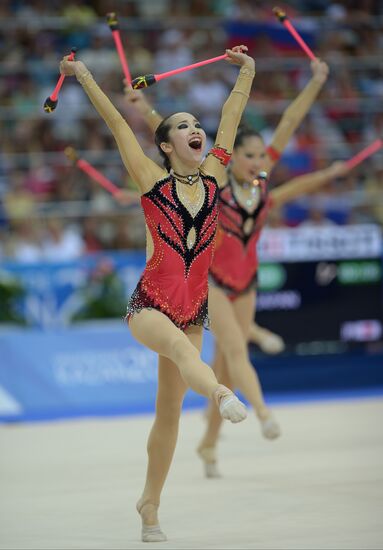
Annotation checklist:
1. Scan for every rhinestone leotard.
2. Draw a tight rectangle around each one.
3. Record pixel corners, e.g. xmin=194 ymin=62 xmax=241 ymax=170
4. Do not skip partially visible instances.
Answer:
xmin=126 ymin=172 xmax=219 ymax=330
xmin=209 ymin=174 xmax=272 ymax=300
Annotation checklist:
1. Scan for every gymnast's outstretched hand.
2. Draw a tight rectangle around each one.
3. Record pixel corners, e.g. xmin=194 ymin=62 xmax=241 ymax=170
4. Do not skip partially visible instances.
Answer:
xmin=59 ymin=55 xmax=87 ymax=77
xmin=327 ymin=161 xmax=349 ymax=178
xmin=225 ymin=45 xmax=255 ymax=70
xmin=310 ymin=58 xmax=329 ymax=84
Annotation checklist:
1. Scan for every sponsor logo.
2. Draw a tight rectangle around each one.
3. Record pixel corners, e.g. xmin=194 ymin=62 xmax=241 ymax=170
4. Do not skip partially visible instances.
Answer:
xmin=258 ymin=263 xmax=286 ymax=291
xmin=256 ymin=290 xmax=301 ymax=311
xmin=258 ymin=224 xmax=382 ymax=262
xmin=295 ymin=341 xmax=348 ymax=356
xmin=340 ymin=320 xmax=383 ymax=342
xmin=315 ymin=262 xmax=337 ymax=286
xmin=52 ymin=347 xmax=157 ymax=386
xmin=315 ymin=260 xmax=382 ymax=286
xmin=0 ymin=386 xmax=23 ymax=415
xmin=338 ymin=261 xmax=382 ymax=285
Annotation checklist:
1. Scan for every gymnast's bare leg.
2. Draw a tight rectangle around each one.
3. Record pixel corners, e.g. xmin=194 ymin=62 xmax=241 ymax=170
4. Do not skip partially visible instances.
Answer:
xmin=129 ymin=309 xmax=247 ymax=540
xmin=208 ymin=287 xmax=274 ymax=419
xmin=197 ymin=287 xmax=280 ymax=476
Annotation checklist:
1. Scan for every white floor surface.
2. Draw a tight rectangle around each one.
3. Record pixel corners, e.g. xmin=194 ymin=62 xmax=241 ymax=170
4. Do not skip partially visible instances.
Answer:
xmin=1 ymin=397 xmax=382 ymax=549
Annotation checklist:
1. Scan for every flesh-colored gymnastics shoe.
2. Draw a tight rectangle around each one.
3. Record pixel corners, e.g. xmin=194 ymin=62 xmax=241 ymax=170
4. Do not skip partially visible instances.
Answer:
xmin=214 ymin=385 xmax=247 ymax=423
xmin=196 ymin=446 xmax=222 ymax=479
xmin=258 ymin=332 xmax=285 ymax=355
xmin=137 ymin=501 xmax=167 ymax=543
xmin=141 ymin=524 xmax=167 ymax=543
xmin=260 ymin=413 xmax=281 ymax=440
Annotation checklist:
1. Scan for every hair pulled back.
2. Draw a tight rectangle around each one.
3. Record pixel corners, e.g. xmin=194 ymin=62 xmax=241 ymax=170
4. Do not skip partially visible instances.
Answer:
xmin=234 ymin=124 xmax=263 ymax=149
xmin=154 ymin=115 xmax=173 ymax=172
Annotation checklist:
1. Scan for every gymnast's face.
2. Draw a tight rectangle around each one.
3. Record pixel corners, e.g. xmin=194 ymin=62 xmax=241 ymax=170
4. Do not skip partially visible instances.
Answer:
xmin=161 ymin=113 xmax=206 ymax=167
xmin=231 ymin=135 xmax=267 ymax=183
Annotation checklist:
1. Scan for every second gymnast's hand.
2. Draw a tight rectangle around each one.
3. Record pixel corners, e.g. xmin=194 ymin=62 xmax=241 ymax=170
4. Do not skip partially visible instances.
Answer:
xmin=59 ymin=56 xmax=87 ymax=77
xmin=225 ymin=45 xmax=255 ymax=70
xmin=311 ymin=58 xmax=329 ymax=85
xmin=328 ymin=161 xmax=349 ymax=178
xmin=124 ymin=79 xmax=147 ymax=106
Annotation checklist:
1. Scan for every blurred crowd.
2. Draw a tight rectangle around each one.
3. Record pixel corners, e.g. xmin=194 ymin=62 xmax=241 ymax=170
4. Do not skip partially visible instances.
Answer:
xmin=0 ymin=0 xmax=383 ymax=263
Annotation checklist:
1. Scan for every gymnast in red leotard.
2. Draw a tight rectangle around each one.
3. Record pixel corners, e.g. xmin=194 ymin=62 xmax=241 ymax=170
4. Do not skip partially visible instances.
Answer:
xmin=59 ymin=45 xmax=254 ymax=542
xmin=125 ymin=58 xmax=345 ymax=478
xmin=209 ymin=163 xmax=270 ymax=300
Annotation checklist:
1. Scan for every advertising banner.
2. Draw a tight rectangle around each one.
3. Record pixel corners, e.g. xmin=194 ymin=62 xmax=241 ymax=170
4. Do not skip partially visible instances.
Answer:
xmin=0 ymin=322 xmax=214 ymax=422
xmin=1 ymin=225 xmax=382 ymax=344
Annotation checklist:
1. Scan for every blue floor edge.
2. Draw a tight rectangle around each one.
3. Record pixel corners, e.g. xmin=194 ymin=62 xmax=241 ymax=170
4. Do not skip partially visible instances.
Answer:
xmin=264 ymin=386 xmax=383 ymax=405
xmin=1 ymin=386 xmax=382 ymax=424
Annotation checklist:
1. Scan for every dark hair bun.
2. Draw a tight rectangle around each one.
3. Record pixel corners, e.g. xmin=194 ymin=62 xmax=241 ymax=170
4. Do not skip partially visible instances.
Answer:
xmin=234 ymin=125 xmax=263 ymax=149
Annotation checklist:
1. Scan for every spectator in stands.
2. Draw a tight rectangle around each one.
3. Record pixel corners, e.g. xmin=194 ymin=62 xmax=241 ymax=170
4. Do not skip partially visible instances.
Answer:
xmin=42 ymin=218 xmax=84 ymax=261
xmin=9 ymin=221 xmax=44 ymax=263
xmin=0 ymin=0 xmax=381 ymax=259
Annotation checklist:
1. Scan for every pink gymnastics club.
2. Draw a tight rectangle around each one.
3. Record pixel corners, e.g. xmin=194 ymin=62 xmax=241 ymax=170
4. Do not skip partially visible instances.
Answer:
xmin=65 ymin=147 xmax=121 ymax=196
xmin=273 ymin=7 xmax=316 ymax=60
xmin=346 ymin=139 xmax=383 ymax=170
xmin=131 ymin=53 xmax=228 ymax=89
xmin=44 ymin=48 xmax=77 ymax=113
xmin=106 ymin=12 xmax=132 ymax=84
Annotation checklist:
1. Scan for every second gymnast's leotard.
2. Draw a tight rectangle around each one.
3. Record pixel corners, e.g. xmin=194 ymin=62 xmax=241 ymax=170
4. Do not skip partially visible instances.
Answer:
xmin=209 ymin=173 xmax=271 ymax=300
xmin=126 ymin=172 xmax=219 ymax=330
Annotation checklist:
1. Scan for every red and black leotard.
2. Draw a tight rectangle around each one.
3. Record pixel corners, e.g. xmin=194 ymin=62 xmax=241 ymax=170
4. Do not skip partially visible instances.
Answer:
xmin=126 ymin=172 xmax=219 ymax=330
xmin=209 ymin=175 xmax=272 ymax=300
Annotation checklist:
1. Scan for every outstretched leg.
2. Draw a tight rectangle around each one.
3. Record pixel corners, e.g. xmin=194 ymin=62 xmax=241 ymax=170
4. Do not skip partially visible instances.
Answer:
xmin=129 ymin=309 xmax=247 ymax=422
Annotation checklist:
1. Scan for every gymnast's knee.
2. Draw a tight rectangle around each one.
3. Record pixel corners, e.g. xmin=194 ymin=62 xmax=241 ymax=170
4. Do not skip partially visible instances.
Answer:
xmin=220 ymin=335 xmax=247 ymax=364
xmin=154 ymin=397 xmax=183 ymax=428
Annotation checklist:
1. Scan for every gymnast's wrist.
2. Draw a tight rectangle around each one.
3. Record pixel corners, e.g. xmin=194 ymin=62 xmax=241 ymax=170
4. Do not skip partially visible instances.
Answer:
xmin=239 ymin=63 xmax=256 ymax=77
xmin=74 ymin=62 xmax=90 ymax=80
xmin=311 ymin=74 xmax=326 ymax=87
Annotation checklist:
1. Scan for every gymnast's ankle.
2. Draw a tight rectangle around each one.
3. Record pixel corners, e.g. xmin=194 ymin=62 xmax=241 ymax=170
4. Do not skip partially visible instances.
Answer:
xmin=136 ymin=498 xmax=159 ymax=526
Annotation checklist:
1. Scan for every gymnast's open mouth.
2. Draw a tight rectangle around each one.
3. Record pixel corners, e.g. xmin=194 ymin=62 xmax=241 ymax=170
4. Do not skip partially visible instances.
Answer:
xmin=188 ymin=136 xmax=202 ymax=150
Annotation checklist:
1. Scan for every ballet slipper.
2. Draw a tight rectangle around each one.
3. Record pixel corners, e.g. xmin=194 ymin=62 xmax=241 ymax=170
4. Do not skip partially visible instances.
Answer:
xmin=260 ymin=412 xmax=281 ymax=440
xmin=214 ymin=385 xmax=247 ymax=423
xmin=196 ymin=446 xmax=222 ymax=479
xmin=258 ymin=332 xmax=285 ymax=355
xmin=141 ymin=524 xmax=167 ymax=543
xmin=136 ymin=499 xmax=167 ymax=543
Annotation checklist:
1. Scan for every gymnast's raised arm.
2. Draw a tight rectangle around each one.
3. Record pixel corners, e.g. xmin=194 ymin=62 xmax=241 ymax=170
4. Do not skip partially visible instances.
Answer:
xmin=270 ymin=161 xmax=349 ymax=208
xmin=266 ymin=59 xmax=329 ymax=172
xmin=59 ymin=56 xmax=166 ymax=195
xmin=201 ymin=46 xmax=255 ymax=185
